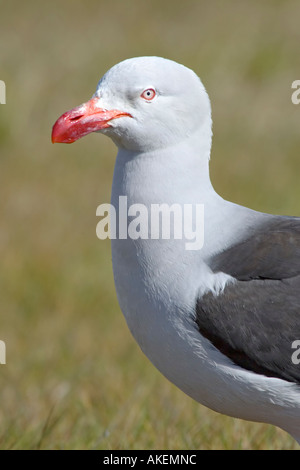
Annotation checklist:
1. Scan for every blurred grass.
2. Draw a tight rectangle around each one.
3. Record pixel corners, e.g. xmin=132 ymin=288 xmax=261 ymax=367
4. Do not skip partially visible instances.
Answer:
xmin=0 ymin=0 xmax=300 ymax=449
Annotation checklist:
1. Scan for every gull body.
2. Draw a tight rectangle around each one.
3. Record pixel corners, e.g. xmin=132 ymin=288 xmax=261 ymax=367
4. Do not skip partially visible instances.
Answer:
xmin=52 ymin=57 xmax=300 ymax=444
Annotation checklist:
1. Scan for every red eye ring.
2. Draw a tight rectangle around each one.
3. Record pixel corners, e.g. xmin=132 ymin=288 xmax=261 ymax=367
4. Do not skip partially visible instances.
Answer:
xmin=141 ymin=88 xmax=156 ymax=101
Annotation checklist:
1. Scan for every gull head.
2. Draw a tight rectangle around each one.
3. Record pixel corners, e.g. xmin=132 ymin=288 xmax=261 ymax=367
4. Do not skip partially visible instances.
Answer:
xmin=52 ymin=56 xmax=211 ymax=152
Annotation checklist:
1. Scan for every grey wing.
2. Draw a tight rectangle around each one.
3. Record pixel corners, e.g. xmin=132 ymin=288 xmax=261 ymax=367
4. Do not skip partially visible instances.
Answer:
xmin=196 ymin=216 xmax=300 ymax=384
xmin=210 ymin=216 xmax=300 ymax=281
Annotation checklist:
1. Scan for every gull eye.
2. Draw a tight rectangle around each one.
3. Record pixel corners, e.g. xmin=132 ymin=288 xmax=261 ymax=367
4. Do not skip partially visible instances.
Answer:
xmin=141 ymin=88 xmax=156 ymax=101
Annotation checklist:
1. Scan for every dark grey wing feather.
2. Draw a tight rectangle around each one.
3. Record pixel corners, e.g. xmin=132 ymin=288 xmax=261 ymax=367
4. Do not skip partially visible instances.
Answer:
xmin=209 ymin=216 xmax=300 ymax=281
xmin=196 ymin=216 xmax=300 ymax=384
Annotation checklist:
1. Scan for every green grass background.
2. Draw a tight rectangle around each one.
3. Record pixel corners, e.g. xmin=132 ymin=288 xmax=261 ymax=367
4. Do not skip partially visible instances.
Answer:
xmin=1 ymin=0 xmax=300 ymax=449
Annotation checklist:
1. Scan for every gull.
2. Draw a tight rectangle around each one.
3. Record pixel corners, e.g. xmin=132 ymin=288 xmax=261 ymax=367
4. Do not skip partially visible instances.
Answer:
xmin=52 ymin=56 xmax=300 ymax=445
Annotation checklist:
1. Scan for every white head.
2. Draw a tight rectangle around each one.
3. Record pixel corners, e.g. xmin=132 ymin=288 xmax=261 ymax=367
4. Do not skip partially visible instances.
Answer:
xmin=52 ymin=56 xmax=212 ymax=153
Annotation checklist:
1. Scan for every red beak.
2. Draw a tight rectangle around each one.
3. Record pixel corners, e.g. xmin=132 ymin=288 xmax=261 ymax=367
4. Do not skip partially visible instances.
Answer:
xmin=51 ymin=97 xmax=132 ymax=143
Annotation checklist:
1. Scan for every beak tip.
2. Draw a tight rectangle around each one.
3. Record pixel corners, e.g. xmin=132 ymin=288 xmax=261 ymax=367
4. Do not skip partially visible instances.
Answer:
xmin=51 ymin=120 xmax=68 ymax=144
xmin=51 ymin=120 xmax=60 ymax=144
